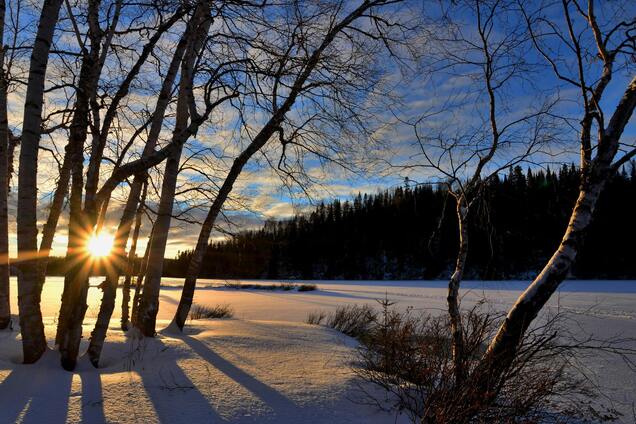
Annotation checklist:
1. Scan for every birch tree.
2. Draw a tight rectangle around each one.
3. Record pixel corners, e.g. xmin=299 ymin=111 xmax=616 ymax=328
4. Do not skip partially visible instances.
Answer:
xmin=470 ymin=0 xmax=636 ymax=410
xmin=16 ymin=0 xmax=64 ymax=364
xmin=402 ymin=0 xmax=559 ymax=384
xmin=88 ymin=0 xmax=216 ymax=363
xmin=134 ymin=0 xmax=247 ymax=337
xmin=170 ymin=0 xmax=412 ymax=331
xmin=54 ymin=1 xmax=189 ymax=370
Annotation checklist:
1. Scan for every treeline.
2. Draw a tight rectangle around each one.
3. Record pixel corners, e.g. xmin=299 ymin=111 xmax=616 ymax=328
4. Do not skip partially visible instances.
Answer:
xmin=165 ymin=164 xmax=636 ymax=280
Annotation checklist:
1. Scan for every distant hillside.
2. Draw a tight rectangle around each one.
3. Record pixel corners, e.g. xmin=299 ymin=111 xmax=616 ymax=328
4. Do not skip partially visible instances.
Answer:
xmin=34 ymin=164 xmax=631 ymax=281
xmin=165 ymin=164 xmax=636 ymax=280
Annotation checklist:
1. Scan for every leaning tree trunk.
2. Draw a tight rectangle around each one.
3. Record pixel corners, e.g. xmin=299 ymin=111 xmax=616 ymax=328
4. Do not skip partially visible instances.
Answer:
xmin=16 ymin=0 xmax=63 ymax=363
xmin=447 ymin=196 xmax=469 ymax=384
xmin=136 ymin=2 xmax=211 ymax=336
xmin=172 ymin=119 xmax=284 ymax=330
xmin=476 ymin=75 xmax=636 ymax=398
xmin=172 ymin=0 xmax=383 ymax=331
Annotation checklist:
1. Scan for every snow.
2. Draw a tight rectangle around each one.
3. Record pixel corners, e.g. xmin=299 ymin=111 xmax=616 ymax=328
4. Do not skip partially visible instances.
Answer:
xmin=0 ymin=318 xmax=400 ymax=423
xmin=0 ymin=277 xmax=635 ymax=423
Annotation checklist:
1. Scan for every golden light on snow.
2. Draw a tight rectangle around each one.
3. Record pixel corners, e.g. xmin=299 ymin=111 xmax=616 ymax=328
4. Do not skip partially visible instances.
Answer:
xmin=86 ymin=233 xmax=115 ymax=258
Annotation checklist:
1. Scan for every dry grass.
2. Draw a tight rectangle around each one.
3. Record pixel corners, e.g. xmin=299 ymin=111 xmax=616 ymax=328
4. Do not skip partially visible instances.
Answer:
xmin=305 ymin=304 xmax=377 ymax=339
xmin=189 ymin=303 xmax=234 ymax=320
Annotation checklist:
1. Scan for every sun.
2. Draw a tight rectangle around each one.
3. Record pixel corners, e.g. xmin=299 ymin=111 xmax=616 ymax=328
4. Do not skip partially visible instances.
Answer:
xmin=86 ymin=233 xmax=115 ymax=258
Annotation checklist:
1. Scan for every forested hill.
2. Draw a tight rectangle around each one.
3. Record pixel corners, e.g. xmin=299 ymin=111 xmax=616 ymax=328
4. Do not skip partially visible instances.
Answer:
xmin=166 ymin=164 xmax=636 ymax=280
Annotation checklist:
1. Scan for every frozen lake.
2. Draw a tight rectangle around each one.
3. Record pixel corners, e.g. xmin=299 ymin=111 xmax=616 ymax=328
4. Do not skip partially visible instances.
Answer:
xmin=7 ymin=276 xmax=634 ymax=321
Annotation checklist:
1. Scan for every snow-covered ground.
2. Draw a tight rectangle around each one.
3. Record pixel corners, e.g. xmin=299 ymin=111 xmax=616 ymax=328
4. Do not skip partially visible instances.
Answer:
xmin=0 ymin=277 xmax=635 ymax=423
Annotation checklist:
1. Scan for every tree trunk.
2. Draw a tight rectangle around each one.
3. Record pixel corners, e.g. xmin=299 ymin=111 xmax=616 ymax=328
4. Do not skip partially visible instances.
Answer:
xmin=0 ymin=0 xmax=10 ymax=330
xmin=172 ymin=119 xmax=284 ymax=330
xmin=476 ymin=75 xmax=636 ymax=398
xmin=131 ymin=231 xmax=153 ymax=326
xmin=37 ymin=147 xmax=71 ymax=290
xmin=16 ymin=0 xmax=63 ymax=363
xmin=136 ymin=2 xmax=211 ymax=336
xmin=137 ymin=142 xmax=185 ymax=336
xmin=120 ymin=184 xmax=146 ymax=331
xmin=56 ymin=1 xmax=104 ymax=369
xmin=447 ymin=196 xmax=468 ymax=384
xmin=87 ymin=180 xmax=147 ymax=365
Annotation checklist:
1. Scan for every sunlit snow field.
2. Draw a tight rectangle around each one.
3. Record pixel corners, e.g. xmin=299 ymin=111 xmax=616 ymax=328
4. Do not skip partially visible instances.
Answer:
xmin=1 ymin=277 xmax=635 ymax=422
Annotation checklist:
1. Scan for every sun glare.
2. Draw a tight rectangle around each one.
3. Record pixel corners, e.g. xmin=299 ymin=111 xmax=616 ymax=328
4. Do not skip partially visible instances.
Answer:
xmin=87 ymin=233 xmax=115 ymax=258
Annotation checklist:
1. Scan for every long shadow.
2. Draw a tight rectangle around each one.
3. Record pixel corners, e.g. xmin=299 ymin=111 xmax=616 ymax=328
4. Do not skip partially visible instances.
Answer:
xmin=138 ymin=338 xmax=228 ymax=423
xmin=159 ymin=293 xmax=179 ymax=305
xmin=79 ymin=369 xmax=106 ymax=423
xmin=180 ymin=335 xmax=300 ymax=418
xmin=246 ymin=290 xmax=357 ymax=309
xmin=0 ymin=353 xmax=73 ymax=423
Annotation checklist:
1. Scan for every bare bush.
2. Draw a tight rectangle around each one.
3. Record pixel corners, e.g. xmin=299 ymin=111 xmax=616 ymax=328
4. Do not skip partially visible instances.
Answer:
xmin=354 ymin=300 xmax=620 ymax=424
xmin=189 ymin=304 xmax=234 ymax=320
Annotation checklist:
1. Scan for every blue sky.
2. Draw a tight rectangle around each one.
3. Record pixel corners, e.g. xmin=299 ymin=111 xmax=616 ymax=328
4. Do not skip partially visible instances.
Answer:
xmin=4 ymin=0 xmax=636 ymax=257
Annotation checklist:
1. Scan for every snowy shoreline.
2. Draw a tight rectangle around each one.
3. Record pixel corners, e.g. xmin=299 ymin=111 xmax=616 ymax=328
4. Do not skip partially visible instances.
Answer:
xmin=0 ymin=277 xmax=634 ymax=422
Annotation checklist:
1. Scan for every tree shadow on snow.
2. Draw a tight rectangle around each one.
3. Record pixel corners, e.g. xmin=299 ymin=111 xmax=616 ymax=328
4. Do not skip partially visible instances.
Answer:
xmin=79 ymin=368 xmax=107 ymax=423
xmin=0 ymin=351 xmax=72 ymax=423
xmin=179 ymin=335 xmax=301 ymax=419
xmin=138 ymin=338 xmax=229 ymax=423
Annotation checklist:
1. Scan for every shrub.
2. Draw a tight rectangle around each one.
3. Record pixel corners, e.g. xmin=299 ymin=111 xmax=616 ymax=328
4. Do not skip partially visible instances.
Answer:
xmin=327 ymin=304 xmax=377 ymax=339
xmin=353 ymin=300 xmax=619 ymax=424
xmin=297 ymin=284 xmax=317 ymax=292
xmin=189 ymin=303 xmax=234 ymax=320
xmin=223 ymin=282 xmax=318 ymax=292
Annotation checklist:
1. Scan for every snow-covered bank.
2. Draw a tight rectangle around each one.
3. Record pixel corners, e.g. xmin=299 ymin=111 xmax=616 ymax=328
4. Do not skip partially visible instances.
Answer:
xmin=0 ymin=277 xmax=634 ymax=422
xmin=0 ymin=319 xmax=402 ymax=423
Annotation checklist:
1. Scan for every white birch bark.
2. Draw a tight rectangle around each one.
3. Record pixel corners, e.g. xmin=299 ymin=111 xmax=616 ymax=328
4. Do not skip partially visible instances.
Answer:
xmin=16 ymin=0 xmax=63 ymax=363
xmin=478 ymin=75 xmax=636 ymax=390
xmin=171 ymin=0 xmax=384 ymax=329
xmin=136 ymin=1 xmax=212 ymax=336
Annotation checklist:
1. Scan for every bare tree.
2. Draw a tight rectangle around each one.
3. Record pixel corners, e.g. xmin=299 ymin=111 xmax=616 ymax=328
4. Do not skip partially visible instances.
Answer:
xmin=55 ymin=1 xmax=189 ymax=370
xmin=400 ymin=0 xmax=559 ymax=384
xmin=88 ymin=0 xmax=215 ymax=363
xmin=170 ymin=0 xmax=412 ymax=331
xmin=470 ymin=0 xmax=636 ymax=410
xmin=135 ymin=0 xmax=247 ymax=337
